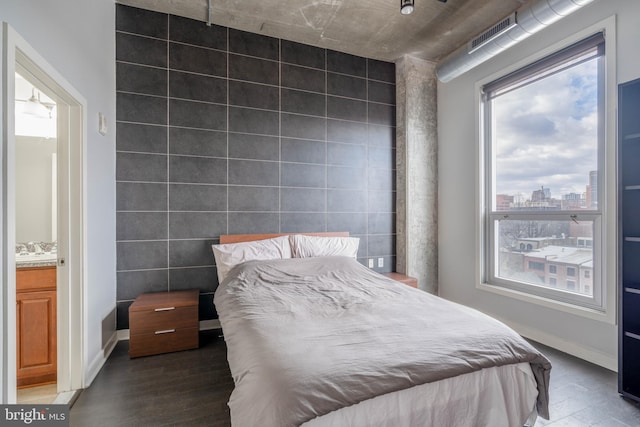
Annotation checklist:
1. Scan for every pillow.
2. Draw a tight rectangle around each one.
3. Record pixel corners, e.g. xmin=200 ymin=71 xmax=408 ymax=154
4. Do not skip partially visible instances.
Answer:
xmin=212 ymin=236 xmax=292 ymax=283
xmin=289 ymin=234 xmax=359 ymax=259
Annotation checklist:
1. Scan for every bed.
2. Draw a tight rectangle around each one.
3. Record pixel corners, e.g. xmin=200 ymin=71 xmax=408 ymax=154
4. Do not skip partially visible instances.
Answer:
xmin=213 ymin=233 xmax=551 ymax=427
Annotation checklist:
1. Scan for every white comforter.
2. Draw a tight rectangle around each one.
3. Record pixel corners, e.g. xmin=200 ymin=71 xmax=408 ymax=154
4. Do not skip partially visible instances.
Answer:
xmin=214 ymin=256 xmax=551 ymax=427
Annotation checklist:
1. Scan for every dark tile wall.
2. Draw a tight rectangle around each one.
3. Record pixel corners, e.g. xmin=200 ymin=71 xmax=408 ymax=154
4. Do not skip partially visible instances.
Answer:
xmin=115 ymin=4 xmax=397 ymax=329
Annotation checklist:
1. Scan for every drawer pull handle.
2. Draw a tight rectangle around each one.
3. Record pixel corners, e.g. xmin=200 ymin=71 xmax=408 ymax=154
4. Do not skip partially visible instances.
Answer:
xmin=155 ymin=329 xmax=176 ymax=335
xmin=154 ymin=307 xmax=175 ymax=312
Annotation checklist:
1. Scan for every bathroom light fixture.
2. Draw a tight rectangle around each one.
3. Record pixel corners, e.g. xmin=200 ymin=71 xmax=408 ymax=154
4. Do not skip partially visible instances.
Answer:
xmin=400 ymin=0 xmax=414 ymax=15
xmin=23 ymin=88 xmax=47 ymax=117
xmin=401 ymin=0 xmax=447 ymax=15
xmin=20 ymin=88 xmax=55 ymax=119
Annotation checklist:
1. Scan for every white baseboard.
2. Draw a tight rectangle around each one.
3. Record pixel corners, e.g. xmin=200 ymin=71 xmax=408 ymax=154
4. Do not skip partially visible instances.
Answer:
xmin=84 ymin=350 xmax=106 ymax=388
xmin=200 ymin=318 xmax=221 ymax=331
xmin=498 ymin=317 xmax=618 ymax=372
xmin=53 ymin=389 xmax=81 ymax=406
xmin=103 ymin=331 xmax=118 ymax=358
xmin=116 ymin=319 xmax=222 ymax=341
xmin=116 ymin=328 xmax=130 ymax=341
xmin=83 ymin=331 xmax=118 ymax=388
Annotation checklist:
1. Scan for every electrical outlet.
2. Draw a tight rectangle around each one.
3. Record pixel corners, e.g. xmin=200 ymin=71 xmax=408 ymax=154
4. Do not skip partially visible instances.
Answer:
xmin=368 ymin=258 xmax=374 ymax=268
xmin=378 ymin=258 xmax=384 ymax=268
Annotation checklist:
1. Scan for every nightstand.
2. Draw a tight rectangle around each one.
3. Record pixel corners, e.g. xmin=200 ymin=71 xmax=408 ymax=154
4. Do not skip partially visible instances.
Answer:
xmin=129 ymin=289 xmax=199 ymax=358
xmin=382 ymin=272 xmax=418 ymax=288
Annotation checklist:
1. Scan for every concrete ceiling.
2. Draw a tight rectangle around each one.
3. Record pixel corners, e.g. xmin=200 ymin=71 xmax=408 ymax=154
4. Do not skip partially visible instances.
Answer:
xmin=117 ymin=0 xmax=529 ymax=63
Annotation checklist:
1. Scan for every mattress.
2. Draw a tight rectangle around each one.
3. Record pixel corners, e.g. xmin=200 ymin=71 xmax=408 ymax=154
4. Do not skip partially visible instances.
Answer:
xmin=214 ymin=256 xmax=551 ymax=427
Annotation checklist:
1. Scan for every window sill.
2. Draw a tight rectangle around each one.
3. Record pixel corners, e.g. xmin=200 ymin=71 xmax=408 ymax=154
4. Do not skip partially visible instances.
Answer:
xmin=476 ymin=282 xmax=616 ymax=325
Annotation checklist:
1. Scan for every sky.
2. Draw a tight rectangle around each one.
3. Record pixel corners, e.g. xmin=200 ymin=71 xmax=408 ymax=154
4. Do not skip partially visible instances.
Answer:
xmin=492 ymin=57 xmax=599 ymax=201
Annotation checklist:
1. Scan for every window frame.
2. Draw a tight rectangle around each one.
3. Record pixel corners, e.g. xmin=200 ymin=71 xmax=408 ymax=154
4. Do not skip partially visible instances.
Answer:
xmin=481 ymin=32 xmax=607 ymax=312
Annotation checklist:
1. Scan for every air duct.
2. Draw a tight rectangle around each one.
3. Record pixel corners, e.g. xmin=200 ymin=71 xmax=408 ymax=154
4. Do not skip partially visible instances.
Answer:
xmin=435 ymin=0 xmax=596 ymax=83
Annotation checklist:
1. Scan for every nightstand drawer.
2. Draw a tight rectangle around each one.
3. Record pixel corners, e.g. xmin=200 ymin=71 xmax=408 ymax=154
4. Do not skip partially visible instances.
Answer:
xmin=129 ymin=306 xmax=198 ymax=335
xmin=129 ymin=327 xmax=199 ymax=358
xmin=128 ymin=289 xmax=200 ymax=358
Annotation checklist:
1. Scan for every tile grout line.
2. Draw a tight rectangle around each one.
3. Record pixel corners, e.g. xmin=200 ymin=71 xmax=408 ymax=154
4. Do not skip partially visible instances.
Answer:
xmin=116 ymin=29 xmax=396 ymax=84
xmin=226 ymin=25 xmax=230 ymax=239
xmin=278 ymin=37 xmax=282 ymax=232
xmin=166 ymin=13 xmax=171 ymax=293
xmin=325 ymin=47 xmax=328 ymax=232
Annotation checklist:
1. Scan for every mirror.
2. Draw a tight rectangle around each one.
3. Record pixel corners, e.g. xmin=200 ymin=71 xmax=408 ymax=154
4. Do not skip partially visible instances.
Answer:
xmin=14 ymin=71 xmax=57 ymax=254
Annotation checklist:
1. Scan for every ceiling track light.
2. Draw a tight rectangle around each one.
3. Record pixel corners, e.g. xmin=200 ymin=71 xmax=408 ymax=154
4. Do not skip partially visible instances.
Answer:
xmin=401 ymin=0 xmax=447 ymax=15
xmin=400 ymin=0 xmax=414 ymax=15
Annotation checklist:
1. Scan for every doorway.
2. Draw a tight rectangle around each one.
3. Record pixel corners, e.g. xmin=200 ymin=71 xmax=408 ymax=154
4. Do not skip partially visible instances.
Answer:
xmin=1 ymin=23 xmax=85 ymax=404
xmin=14 ymin=70 xmax=58 ymax=403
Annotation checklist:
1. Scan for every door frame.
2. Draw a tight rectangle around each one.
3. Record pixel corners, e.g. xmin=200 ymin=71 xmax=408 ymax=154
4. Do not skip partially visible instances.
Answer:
xmin=1 ymin=22 xmax=86 ymax=403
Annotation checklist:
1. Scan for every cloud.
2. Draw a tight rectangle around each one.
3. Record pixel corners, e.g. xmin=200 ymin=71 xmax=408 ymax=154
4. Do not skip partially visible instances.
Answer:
xmin=506 ymin=114 xmax=556 ymax=138
xmin=491 ymin=58 xmax=599 ymax=199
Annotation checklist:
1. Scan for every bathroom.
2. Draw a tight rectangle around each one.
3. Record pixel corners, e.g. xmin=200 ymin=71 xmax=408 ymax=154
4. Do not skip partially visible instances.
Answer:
xmin=14 ymin=70 xmax=59 ymax=401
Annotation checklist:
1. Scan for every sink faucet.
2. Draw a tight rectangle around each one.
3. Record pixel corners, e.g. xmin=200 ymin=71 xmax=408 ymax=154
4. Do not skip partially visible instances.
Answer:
xmin=26 ymin=241 xmax=44 ymax=255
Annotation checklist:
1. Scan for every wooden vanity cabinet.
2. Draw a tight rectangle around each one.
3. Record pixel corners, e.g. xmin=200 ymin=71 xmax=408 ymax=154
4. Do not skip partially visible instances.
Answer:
xmin=16 ymin=266 xmax=57 ymax=388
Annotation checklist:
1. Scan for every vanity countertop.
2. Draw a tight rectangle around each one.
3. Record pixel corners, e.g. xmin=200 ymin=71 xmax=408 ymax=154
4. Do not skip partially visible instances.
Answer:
xmin=16 ymin=253 xmax=57 ymax=268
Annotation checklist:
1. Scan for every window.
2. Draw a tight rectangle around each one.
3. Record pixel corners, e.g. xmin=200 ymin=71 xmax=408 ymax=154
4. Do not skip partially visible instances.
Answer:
xmin=585 ymin=270 xmax=591 ymax=278
xmin=549 ymin=278 xmax=557 ymax=287
xmin=578 ymin=238 xmax=593 ymax=247
xmin=529 ymin=261 xmax=545 ymax=271
xmin=483 ymin=33 xmax=605 ymax=310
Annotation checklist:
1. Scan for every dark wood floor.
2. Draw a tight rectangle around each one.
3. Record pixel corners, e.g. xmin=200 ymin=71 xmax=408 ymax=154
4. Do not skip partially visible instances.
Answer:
xmin=70 ymin=331 xmax=233 ymax=426
xmin=70 ymin=331 xmax=640 ymax=426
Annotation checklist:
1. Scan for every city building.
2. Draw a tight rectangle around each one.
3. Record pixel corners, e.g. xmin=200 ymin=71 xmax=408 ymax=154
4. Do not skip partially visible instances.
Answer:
xmin=523 ymin=246 xmax=593 ymax=295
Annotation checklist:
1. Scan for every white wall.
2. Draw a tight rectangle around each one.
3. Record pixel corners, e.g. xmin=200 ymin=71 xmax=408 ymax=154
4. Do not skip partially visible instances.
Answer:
xmin=1 ymin=0 xmax=116 ymax=386
xmin=438 ymin=0 xmax=640 ymax=370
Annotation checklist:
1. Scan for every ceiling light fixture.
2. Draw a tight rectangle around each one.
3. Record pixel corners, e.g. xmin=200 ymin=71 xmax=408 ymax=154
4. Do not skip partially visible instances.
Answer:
xmin=23 ymin=89 xmax=48 ymax=117
xmin=400 ymin=0 xmax=414 ymax=15
xmin=19 ymin=88 xmax=55 ymax=119
xmin=401 ymin=0 xmax=447 ymax=15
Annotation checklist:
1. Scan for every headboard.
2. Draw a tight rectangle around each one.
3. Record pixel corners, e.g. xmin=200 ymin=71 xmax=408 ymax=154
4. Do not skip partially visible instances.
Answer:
xmin=219 ymin=232 xmax=349 ymax=244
